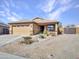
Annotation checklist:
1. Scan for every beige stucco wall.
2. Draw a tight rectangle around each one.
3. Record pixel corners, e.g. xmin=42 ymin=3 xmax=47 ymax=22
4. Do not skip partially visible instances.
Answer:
xmin=9 ymin=25 xmax=13 ymax=34
xmin=0 ymin=26 xmax=3 ymax=34
xmin=10 ymin=23 xmax=33 ymax=35
xmin=33 ymin=23 xmax=40 ymax=34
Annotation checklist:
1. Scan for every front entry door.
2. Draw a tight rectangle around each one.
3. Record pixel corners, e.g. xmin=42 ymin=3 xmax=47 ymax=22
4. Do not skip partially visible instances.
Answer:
xmin=40 ymin=26 xmax=44 ymax=33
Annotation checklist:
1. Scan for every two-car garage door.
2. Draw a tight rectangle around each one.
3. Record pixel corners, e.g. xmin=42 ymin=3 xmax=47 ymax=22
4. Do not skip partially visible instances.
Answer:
xmin=13 ymin=27 xmax=32 ymax=35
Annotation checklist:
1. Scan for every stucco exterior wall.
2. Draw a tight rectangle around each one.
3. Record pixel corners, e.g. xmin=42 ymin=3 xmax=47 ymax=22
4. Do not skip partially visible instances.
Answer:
xmin=0 ymin=26 xmax=3 ymax=34
xmin=10 ymin=23 xmax=33 ymax=35
xmin=9 ymin=25 xmax=13 ymax=34
xmin=33 ymin=23 xmax=40 ymax=34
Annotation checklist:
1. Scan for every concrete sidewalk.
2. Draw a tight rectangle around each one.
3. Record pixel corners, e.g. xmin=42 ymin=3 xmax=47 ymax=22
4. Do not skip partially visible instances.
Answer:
xmin=0 ymin=52 xmax=28 ymax=59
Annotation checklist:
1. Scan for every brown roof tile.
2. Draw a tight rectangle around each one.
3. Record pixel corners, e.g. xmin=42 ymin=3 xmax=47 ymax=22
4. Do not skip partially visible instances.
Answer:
xmin=9 ymin=18 xmax=59 ymax=24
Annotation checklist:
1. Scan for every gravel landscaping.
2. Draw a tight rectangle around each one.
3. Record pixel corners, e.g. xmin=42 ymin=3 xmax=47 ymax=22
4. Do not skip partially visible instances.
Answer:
xmin=0 ymin=34 xmax=79 ymax=59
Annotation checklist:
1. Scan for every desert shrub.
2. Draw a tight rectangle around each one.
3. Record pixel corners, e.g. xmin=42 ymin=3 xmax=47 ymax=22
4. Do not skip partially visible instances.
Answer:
xmin=50 ymin=32 xmax=55 ymax=36
xmin=39 ymin=34 xmax=45 ymax=39
xmin=43 ymin=31 xmax=49 ymax=36
xmin=23 ymin=37 xmax=32 ymax=40
xmin=44 ymin=31 xmax=47 ymax=34
xmin=20 ymin=36 xmax=34 ymax=44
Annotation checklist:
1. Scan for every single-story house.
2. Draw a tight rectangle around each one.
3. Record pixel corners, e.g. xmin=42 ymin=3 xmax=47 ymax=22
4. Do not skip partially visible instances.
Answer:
xmin=0 ymin=23 xmax=9 ymax=35
xmin=9 ymin=17 xmax=62 ymax=36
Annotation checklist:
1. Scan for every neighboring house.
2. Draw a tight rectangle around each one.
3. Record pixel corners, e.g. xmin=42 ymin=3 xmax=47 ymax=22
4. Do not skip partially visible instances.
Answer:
xmin=64 ymin=25 xmax=79 ymax=34
xmin=0 ymin=23 xmax=9 ymax=35
xmin=9 ymin=17 xmax=62 ymax=36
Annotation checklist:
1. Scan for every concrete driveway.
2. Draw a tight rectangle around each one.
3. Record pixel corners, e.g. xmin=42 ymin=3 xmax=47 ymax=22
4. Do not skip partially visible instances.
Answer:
xmin=0 ymin=34 xmax=79 ymax=59
xmin=0 ymin=35 xmax=22 ymax=47
xmin=0 ymin=52 xmax=27 ymax=59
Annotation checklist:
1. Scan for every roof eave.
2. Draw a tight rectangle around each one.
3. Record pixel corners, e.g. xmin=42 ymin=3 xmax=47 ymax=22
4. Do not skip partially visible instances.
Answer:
xmin=8 ymin=21 xmax=34 ymax=24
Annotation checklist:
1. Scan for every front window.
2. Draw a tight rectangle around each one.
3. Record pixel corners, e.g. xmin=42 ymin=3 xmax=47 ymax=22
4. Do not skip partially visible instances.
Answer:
xmin=48 ymin=25 xmax=54 ymax=31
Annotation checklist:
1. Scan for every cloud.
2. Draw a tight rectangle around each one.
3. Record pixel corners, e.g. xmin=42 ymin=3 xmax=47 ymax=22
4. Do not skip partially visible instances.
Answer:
xmin=40 ymin=0 xmax=73 ymax=19
xmin=7 ymin=16 xmax=18 ymax=21
xmin=6 ymin=11 xmax=21 ymax=21
xmin=75 ymin=4 xmax=79 ymax=8
xmin=11 ymin=12 xmax=21 ymax=18
xmin=48 ymin=5 xmax=72 ymax=19
xmin=3 ymin=0 xmax=9 ymax=8
xmin=0 ymin=11 xmax=5 ymax=14
xmin=0 ymin=0 xmax=23 ymax=22
xmin=0 ymin=13 xmax=6 ymax=17
xmin=40 ymin=0 xmax=56 ymax=13
xmin=0 ymin=9 xmax=6 ymax=17
xmin=12 ymin=0 xmax=29 ymax=10
xmin=58 ymin=0 xmax=72 ymax=6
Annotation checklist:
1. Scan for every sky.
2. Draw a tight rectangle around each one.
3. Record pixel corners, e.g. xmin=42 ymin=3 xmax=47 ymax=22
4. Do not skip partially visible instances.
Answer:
xmin=0 ymin=0 xmax=79 ymax=25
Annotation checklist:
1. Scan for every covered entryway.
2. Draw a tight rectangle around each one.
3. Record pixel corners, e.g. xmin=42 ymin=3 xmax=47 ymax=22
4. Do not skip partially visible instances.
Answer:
xmin=40 ymin=26 xmax=44 ymax=33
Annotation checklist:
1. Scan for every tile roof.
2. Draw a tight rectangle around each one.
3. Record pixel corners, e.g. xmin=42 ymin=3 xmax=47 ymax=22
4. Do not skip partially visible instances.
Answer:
xmin=9 ymin=20 xmax=33 ymax=24
xmin=34 ymin=20 xmax=58 ymax=23
xmin=0 ymin=23 xmax=8 ymax=27
xmin=9 ymin=17 xmax=59 ymax=24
